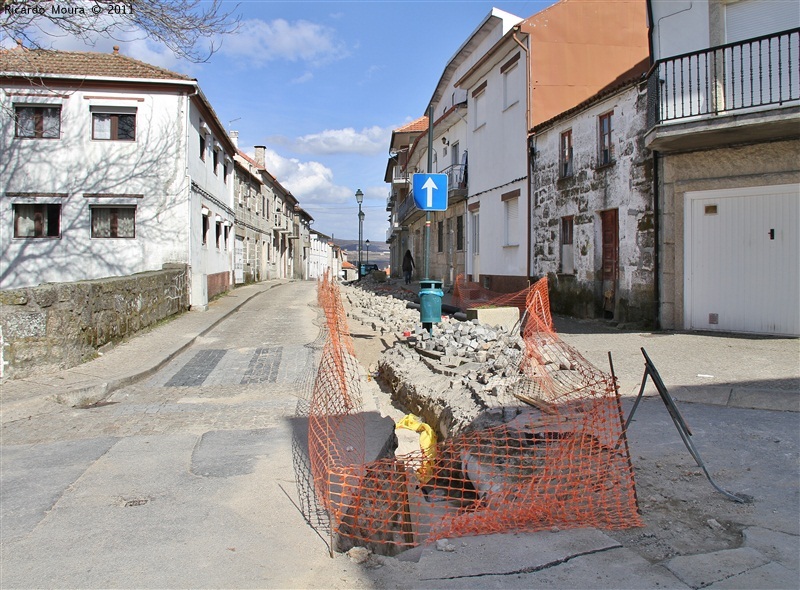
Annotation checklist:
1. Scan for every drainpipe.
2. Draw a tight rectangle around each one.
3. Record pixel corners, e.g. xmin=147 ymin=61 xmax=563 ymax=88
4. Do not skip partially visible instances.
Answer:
xmin=513 ymin=26 xmax=533 ymax=283
xmin=185 ymin=85 xmax=199 ymax=308
xmin=653 ymin=150 xmax=661 ymax=329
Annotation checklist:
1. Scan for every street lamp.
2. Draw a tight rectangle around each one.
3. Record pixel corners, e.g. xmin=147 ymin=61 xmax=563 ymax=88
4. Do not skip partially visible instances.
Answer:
xmin=355 ymin=189 xmax=364 ymax=278
xmin=365 ymin=239 xmax=370 ymax=265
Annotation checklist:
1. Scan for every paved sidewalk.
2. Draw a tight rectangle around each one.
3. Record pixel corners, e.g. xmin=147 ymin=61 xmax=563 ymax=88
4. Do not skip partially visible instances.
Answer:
xmin=0 ymin=280 xmax=288 ymax=424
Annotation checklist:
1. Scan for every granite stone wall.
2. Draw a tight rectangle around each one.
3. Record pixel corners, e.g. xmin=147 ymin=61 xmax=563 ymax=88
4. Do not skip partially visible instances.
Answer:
xmin=0 ymin=265 xmax=189 ymax=380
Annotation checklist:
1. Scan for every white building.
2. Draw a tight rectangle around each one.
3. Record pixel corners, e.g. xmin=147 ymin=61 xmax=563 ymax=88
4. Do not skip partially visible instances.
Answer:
xmin=387 ymin=9 xmax=522 ymax=288
xmin=0 ymin=45 xmax=236 ymax=310
xmin=308 ymin=230 xmax=338 ymax=281
xmin=454 ymin=0 xmax=649 ymax=294
xmin=645 ymin=0 xmax=799 ymax=335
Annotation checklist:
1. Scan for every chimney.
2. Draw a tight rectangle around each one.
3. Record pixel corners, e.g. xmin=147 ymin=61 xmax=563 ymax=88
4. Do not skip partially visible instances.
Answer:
xmin=112 ymin=46 xmax=120 ymax=55
xmin=254 ymin=145 xmax=266 ymax=167
xmin=229 ymin=130 xmax=239 ymax=149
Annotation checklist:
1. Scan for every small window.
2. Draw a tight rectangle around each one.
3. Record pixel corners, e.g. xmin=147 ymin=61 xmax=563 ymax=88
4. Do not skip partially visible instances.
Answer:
xmin=456 ymin=214 xmax=464 ymax=251
xmin=15 ymin=106 xmax=61 ymax=138
xmin=216 ymin=220 xmax=222 ymax=248
xmin=91 ymin=207 xmax=136 ymax=238
xmin=92 ymin=112 xmax=136 ymax=141
xmin=471 ymin=211 xmax=480 ymax=255
xmin=501 ymin=53 xmax=520 ymax=110
xmin=561 ymin=216 xmax=575 ymax=274
xmin=13 ymin=203 xmax=61 ymax=238
xmin=199 ymin=133 xmax=206 ymax=161
xmin=202 ymin=214 xmax=209 ymax=245
xmin=223 ymin=163 xmax=229 ymax=185
xmin=503 ymin=195 xmax=519 ymax=246
xmin=213 ymin=149 xmax=219 ymax=175
xmin=224 ymin=225 xmax=230 ymax=250
xmin=437 ymin=221 xmax=444 ymax=252
xmin=598 ymin=111 xmax=614 ymax=166
xmin=560 ymin=130 xmax=573 ymax=177
xmin=472 ymin=81 xmax=488 ymax=130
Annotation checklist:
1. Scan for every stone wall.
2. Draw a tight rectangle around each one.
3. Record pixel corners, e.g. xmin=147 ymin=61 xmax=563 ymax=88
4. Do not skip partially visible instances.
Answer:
xmin=0 ymin=265 xmax=189 ymax=380
xmin=530 ymin=82 xmax=655 ymax=326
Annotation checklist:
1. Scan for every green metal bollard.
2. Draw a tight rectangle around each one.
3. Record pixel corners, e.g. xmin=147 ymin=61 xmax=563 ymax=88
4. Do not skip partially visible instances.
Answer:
xmin=419 ymin=279 xmax=443 ymax=332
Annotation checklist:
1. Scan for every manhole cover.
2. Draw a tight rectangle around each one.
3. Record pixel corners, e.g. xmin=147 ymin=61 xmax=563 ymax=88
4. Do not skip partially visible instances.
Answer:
xmin=124 ymin=498 xmax=149 ymax=507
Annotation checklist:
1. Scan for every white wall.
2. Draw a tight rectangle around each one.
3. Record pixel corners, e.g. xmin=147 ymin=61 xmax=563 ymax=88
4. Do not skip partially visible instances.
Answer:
xmin=464 ymin=39 xmax=529 ymax=280
xmin=650 ymin=0 xmax=710 ymax=60
xmin=1 ymin=87 xmax=189 ymax=290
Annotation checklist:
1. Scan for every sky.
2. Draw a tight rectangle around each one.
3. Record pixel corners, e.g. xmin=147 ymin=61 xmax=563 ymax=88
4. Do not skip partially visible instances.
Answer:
xmin=5 ymin=0 xmax=556 ymax=243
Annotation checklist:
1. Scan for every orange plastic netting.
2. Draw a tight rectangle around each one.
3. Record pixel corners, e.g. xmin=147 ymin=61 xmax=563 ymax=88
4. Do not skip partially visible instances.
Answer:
xmin=308 ymin=272 xmax=642 ymax=555
xmin=452 ymin=273 xmax=533 ymax=312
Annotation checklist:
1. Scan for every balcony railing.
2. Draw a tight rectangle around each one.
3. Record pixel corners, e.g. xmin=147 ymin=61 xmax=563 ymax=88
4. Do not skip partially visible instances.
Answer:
xmin=442 ymin=164 xmax=467 ymax=195
xmin=392 ymin=167 xmax=410 ymax=185
xmin=647 ymin=28 xmax=800 ymax=127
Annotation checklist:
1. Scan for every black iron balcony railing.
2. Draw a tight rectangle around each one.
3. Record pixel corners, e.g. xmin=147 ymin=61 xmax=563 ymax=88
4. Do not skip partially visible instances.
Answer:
xmin=442 ymin=163 xmax=467 ymax=191
xmin=647 ymin=28 xmax=800 ymax=127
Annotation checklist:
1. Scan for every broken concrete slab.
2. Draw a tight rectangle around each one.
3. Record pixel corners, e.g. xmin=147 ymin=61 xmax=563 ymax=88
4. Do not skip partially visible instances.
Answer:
xmin=665 ymin=547 xmax=770 ymax=588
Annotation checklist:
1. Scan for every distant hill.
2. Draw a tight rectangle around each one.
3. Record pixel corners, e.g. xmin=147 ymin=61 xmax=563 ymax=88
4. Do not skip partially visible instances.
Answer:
xmin=333 ymin=238 xmax=390 ymax=269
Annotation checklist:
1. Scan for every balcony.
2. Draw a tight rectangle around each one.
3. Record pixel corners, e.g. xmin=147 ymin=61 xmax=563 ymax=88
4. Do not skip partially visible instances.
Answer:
xmin=386 ymin=193 xmax=395 ymax=211
xmin=391 ymin=167 xmax=410 ymax=185
xmin=442 ymin=164 xmax=468 ymax=203
xmin=646 ymin=28 xmax=800 ymax=152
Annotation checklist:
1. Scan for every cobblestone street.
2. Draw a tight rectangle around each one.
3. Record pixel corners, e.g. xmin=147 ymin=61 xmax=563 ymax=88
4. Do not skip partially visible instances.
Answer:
xmin=0 ymin=281 xmax=381 ymax=589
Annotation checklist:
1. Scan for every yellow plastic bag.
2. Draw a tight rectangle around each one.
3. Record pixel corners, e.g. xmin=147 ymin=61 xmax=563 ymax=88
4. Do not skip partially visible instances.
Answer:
xmin=395 ymin=414 xmax=437 ymax=485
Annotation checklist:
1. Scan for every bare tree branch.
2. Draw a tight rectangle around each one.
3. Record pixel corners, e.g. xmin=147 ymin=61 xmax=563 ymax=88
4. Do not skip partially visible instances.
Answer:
xmin=1 ymin=0 xmax=240 ymax=62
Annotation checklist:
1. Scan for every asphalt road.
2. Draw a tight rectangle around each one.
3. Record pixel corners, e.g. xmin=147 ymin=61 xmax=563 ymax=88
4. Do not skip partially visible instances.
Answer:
xmin=1 ymin=280 xmax=798 ymax=589
xmin=1 ymin=282 xmax=381 ymax=589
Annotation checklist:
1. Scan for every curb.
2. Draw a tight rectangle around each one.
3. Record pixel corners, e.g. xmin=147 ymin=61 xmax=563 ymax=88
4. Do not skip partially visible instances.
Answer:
xmin=31 ymin=282 xmax=284 ymax=409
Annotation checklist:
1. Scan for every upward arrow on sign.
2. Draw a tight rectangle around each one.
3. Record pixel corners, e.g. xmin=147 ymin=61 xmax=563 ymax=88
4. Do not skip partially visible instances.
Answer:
xmin=412 ymin=173 xmax=448 ymax=211
xmin=422 ymin=176 xmax=438 ymax=208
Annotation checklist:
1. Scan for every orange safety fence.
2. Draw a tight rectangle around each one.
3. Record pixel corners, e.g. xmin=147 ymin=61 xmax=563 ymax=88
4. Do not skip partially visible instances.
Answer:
xmin=309 ymin=272 xmax=642 ymax=555
xmin=452 ymin=273 xmax=534 ymax=312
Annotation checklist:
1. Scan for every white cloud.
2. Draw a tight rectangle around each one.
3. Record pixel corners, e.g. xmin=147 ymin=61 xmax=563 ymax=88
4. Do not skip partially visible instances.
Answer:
xmin=219 ymin=18 xmax=349 ymax=67
xmin=259 ymin=148 xmax=352 ymax=207
xmin=269 ymin=126 xmax=391 ymax=156
xmin=290 ymin=72 xmax=314 ymax=85
xmin=7 ymin=15 xmax=192 ymax=73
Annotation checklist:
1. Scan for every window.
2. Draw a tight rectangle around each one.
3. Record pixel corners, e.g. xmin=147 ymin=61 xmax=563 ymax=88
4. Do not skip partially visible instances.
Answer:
xmin=13 ymin=203 xmax=61 ymax=238
xmin=202 ymin=214 xmax=209 ymax=245
xmin=215 ymin=219 xmax=222 ymax=248
xmin=456 ymin=214 xmax=464 ymax=251
xmin=501 ymin=53 xmax=520 ymax=109
xmin=199 ymin=133 xmax=206 ymax=161
xmin=262 ymin=195 xmax=267 ymax=218
xmin=560 ymin=129 xmax=573 ymax=177
xmin=437 ymin=221 xmax=444 ymax=252
xmin=223 ymin=163 xmax=229 ymax=184
xmin=212 ymin=149 xmax=219 ymax=175
xmin=473 ymin=81 xmax=487 ymax=129
xmin=471 ymin=211 xmax=480 ymax=255
xmin=224 ymin=225 xmax=230 ymax=250
xmin=90 ymin=207 xmax=136 ymax=238
xmin=599 ymin=111 xmax=614 ymax=165
xmin=15 ymin=106 xmax=60 ymax=138
xmin=503 ymin=191 xmax=520 ymax=246
xmin=561 ymin=216 xmax=574 ymax=274
xmin=92 ymin=111 xmax=136 ymax=141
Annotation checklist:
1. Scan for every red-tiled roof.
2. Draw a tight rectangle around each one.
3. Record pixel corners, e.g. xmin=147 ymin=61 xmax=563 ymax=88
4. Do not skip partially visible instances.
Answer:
xmin=395 ymin=116 xmax=428 ymax=133
xmin=0 ymin=47 xmax=193 ymax=81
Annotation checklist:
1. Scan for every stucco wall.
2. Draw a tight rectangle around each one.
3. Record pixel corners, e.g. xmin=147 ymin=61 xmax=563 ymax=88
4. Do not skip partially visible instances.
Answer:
xmin=1 ymin=88 xmax=189 ymax=291
xmin=0 ymin=265 xmax=189 ymax=380
xmin=658 ymin=138 xmax=800 ymax=329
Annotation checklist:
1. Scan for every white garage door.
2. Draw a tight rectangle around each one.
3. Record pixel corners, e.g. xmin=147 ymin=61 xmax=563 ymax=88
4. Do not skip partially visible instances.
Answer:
xmin=685 ymin=184 xmax=800 ymax=335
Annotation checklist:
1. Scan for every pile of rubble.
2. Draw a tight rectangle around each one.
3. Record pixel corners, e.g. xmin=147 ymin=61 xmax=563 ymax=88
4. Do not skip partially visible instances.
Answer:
xmin=341 ymin=282 xmax=533 ymax=438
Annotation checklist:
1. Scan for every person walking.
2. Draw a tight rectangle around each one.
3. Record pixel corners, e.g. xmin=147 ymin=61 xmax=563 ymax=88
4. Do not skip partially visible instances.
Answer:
xmin=402 ymin=250 xmax=415 ymax=285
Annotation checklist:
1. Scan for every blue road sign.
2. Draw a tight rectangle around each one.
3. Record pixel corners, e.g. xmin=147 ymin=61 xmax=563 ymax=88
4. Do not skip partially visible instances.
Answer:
xmin=413 ymin=173 xmax=448 ymax=211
